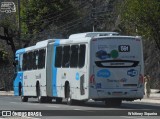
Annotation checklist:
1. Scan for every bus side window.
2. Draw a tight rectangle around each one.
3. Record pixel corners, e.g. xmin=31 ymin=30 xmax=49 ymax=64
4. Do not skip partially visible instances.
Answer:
xmin=33 ymin=50 xmax=39 ymax=69
xmin=62 ymin=46 xmax=70 ymax=68
xmin=28 ymin=52 xmax=33 ymax=70
xmin=70 ymin=45 xmax=79 ymax=68
xmin=22 ymin=53 xmax=27 ymax=71
xmin=78 ymin=44 xmax=86 ymax=68
xmin=55 ymin=46 xmax=62 ymax=67
xmin=38 ymin=49 xmax=46 ymax=69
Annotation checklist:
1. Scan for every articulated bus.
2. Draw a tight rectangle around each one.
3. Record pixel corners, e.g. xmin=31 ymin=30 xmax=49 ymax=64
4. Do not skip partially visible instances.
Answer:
xmin=13 ymin=32 xmax=144 ymax=106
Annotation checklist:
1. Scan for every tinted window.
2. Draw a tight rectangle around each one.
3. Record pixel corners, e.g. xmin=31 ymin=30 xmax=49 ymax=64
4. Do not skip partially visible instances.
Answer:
xmin=33 ymin=50 xmax=39 ymax=69
xmin=70 ymin=45 xmax=79 ymax=68
xmin=28 ymin=52 xmax=33 ymax=70
xmin=38 ymin=49 xmax=46 ymax=69
xmin=22 ymin=53 xmax=27 ymax=70
xmin=55 ymin=46 xmax=62 ymax=67
xmin=62 ymin=46 xmax=70 ymax=68
xmin=78 ymin=44 xmax=86 ymax=68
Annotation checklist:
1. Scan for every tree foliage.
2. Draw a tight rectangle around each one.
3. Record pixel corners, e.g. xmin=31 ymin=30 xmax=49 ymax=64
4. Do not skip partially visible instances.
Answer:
xmin=120 ymin=0 xmax=160 ymax=49
xmin=21 ymin=0 xmax=77 ymax=36
xmin=0 ymin=12 xmax=17 ymax=55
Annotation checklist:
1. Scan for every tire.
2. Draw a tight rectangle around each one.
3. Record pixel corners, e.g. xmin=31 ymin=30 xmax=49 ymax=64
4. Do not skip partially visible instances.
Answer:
xmin=56 ymin=98 xmax=62 ymax=103
xmin=20 ymin=86 xmax=28 ymax=102
xmin=21 ymin=96 xmax=28 ymax=102
xmin=37 ymin=84 xmax=44 ymax=103
xmin=66 ymin=84 xmax=74 ymax=105
xmin=67 ymin=94 xmax=72 ymax=105
xmin=105 ymin=99 xmax=122 ymax=107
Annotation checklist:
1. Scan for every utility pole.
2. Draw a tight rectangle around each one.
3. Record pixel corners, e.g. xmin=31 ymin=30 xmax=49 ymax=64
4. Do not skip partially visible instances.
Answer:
xmin=18 ymin=0 xmax=21 ymax=48
xmin=91 ymin=0 xmax=96 ymax=32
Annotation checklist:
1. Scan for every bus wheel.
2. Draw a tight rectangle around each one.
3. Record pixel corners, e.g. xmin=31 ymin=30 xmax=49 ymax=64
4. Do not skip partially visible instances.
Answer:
xmin=21 ymin=96 xmax=28 ymax=102
xmin=67 ymin=94 xmax=73 ymax=105
xmin=56 ymin=98 xmax=62 ymax=103
xmin=37 ymin=84 xmax=44 ymax=103
xmin=20 ymin=86 xmax=28 ymax=102
xmin=66 ymin=84 xmax=74 ymax=105
xmin=105 ymin=99 xmax=122 ymax=107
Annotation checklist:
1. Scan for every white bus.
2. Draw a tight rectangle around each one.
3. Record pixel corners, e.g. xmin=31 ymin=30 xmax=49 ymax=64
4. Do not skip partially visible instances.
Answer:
xmin=13 ymin=32 xmax=144 ymax=106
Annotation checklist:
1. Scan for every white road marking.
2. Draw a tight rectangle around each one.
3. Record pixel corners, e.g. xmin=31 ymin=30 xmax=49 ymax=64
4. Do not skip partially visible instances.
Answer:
xmin=47 ymin=105 xmax=60 ymax=108
xmin=73 ymin=109 xmax=94 ymax=113
xmin=121 ymin=116 xmax=146 ymax=119
xmin=73 ymin=109 xmax=82 ymax=110
xmin=10 ymin=102 xmax=18 ymax=104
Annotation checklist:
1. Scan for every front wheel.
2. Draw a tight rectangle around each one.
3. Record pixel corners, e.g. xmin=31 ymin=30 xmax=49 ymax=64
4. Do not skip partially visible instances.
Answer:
xmin=37 ymin=84 xmax=45 ymax=103
xmin=66 ymin=84 xmax=74 ymax=105
xmin=20 ymin=86 xmax=28 ymax=102
xmin=56 ymin=98 xmax=62 ymax=103
xmin=21 ymin=96 xmax=28 ymax=102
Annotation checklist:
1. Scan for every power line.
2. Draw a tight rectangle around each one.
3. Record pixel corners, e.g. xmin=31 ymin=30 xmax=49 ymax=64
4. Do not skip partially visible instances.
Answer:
xmin=22 ymin=1 xmax=89 ymax=25
xmin=21 ymin=0 xmax=110 ymax=39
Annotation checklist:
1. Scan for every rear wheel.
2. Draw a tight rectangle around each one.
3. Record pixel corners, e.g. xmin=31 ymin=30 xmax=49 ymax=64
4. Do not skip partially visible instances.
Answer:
xmin=66 ymin=83 xmax=74 ymax=105
xmin=105 ymin=99 xmax=122 ymax=107
xmin=21 ymin=96 xmax=28 ymax=102
xmin=37 ymin=84 xmax=45 ymax=103
xmin=56 ymin=98 xmax=63 ymax=103
xmin=20 ymin=87 xmax=28 ymax=102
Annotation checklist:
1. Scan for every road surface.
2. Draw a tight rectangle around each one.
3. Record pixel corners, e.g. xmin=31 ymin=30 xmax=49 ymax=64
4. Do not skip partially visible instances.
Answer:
xmin=0 ymin=96 xmax=159 ymax=119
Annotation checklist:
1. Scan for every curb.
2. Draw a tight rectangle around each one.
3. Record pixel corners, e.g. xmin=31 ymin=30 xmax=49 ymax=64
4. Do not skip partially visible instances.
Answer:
xmin=0 ymin=91 xmax=14 ymax=96
xmin=134 ymin=98 xmax=160 ymax=104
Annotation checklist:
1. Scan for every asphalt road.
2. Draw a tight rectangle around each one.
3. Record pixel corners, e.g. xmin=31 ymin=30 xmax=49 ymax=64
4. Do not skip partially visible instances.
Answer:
xmin=0 ymin=96 xmax=160 ymax=119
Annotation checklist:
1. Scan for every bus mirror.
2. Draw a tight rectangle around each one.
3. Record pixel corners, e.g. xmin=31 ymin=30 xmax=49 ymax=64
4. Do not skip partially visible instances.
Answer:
xmin=13 ymin=61 xmax=16 ymax=67
xmin=13 ymin=60 xmax=18 ymax=67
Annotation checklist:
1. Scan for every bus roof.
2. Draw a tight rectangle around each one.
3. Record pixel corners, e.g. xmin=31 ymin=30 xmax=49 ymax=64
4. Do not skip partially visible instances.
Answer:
xmin=69 ymin=32 xmax=119 ymax=39
xmin=16 ymin=32 xmax=141 ymax=54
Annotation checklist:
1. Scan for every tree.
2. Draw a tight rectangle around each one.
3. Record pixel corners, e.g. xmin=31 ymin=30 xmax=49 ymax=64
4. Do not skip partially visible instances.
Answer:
xmin=120 ymin=0 xmax=160 ymax=49
xmin=20 ymin=0 xmax=78 ymax=40
xmin=0 ymin=14 xmax=17 ymax=56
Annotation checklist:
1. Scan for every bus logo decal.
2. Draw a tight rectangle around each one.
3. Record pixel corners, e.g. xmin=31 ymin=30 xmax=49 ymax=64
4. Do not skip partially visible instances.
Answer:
xmin=76 ymin=72 xmax=80 ymax=80
xmin=97 ymin=69 xmax=111 ymax=78
xmin=96 ymin=50 xmax=110 ymax=60
xmin=127 ymin=69 xmax=138 ymax=77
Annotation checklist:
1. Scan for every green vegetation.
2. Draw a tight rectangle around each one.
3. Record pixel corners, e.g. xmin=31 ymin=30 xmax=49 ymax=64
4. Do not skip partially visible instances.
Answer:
xmin=21 ymin=0 xmax=78 ymax=37
xmin=120 ymin=0 xmax=160 ymax=49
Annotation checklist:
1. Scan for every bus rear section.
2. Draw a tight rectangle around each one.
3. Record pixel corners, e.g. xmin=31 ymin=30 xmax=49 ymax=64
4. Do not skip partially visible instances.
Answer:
xmin=90 ymin=36 xmax=144 ymax=106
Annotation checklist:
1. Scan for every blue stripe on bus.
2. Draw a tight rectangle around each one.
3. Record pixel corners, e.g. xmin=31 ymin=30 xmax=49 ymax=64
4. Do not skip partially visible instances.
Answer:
xmin=52 ymin=39 xmax=60 ymax=97
xmin=16 ymin=48 xmax=25 ymax=54
xmin=14 ymin=48 xmax=25 ymax=96
xmin=14 ymin=72 xmax=23 ymax=96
